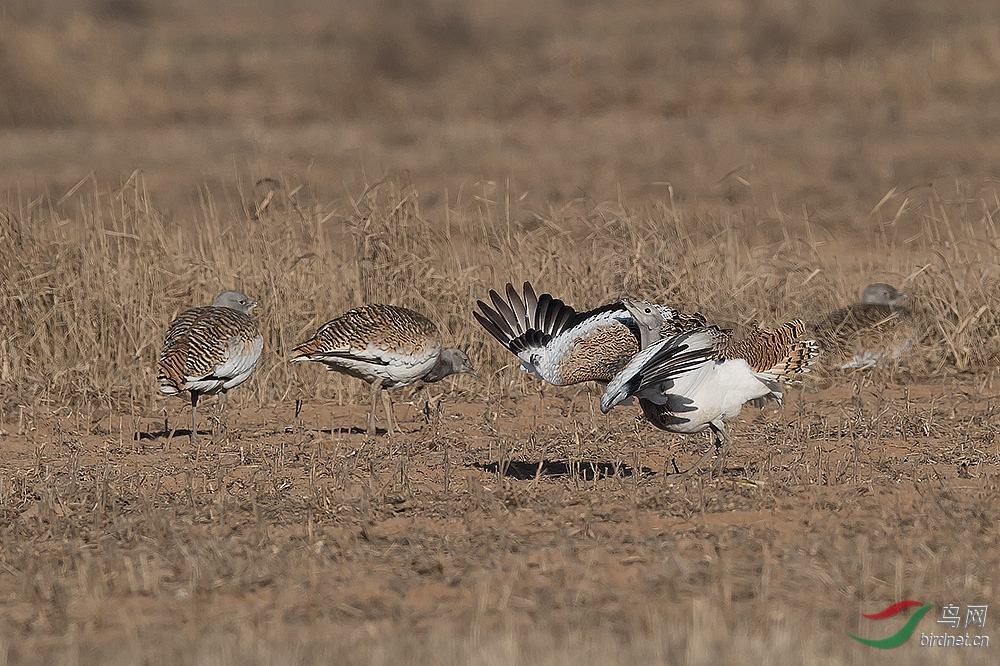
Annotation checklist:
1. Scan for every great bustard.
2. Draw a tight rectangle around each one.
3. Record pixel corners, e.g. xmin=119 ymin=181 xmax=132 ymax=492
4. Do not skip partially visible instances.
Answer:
xmin=812 ymin=283 xmax=913 ymax=369
xmin=474 ymin=281 xmax=706 ymax=386
xmin=290 ymin=304 xmax=475 ymax=435
xmin=601 ymin=299 xmax=819 ymax=476
xmin=157 ymin=290 xmax=264 ymax=443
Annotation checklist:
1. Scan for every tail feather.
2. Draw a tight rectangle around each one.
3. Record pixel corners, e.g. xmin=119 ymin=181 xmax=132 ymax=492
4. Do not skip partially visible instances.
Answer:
xmin=474 ymin=281 xmax=579 ymax=355
xmin=473 ymin=307 xmax=517 ymax=347
xmin=290 ymin=336 xmax=326 ymax=360
xmin=523 ymin=282 xmax=539 ymax=327
xmin=546 ymin=294 xmax=575 ymax=334
xmin=725 ymin=319 xmax=819 ymax=381
xmin=758 ymin=338 xmax=820 ymax=381
xmin=488 ymin=289 xmax=520 ymax=337
xmin=505 ymin=282 xmax=528 ymax=330
xmin=537 ymin=291 xmax=559 ymax=332
xmin=157 ymin=376 xmax=181 ymax=395
xmin=157 ymin=343 xmax=188 ymax=394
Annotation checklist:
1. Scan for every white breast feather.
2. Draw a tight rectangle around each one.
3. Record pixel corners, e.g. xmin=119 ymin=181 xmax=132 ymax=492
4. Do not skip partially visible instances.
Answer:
xmin=638 ymin=359 xmax=779 ymax=435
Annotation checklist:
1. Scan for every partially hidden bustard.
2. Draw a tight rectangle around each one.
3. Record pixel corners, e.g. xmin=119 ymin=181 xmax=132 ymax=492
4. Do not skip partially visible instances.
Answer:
xmin=811 ymin=282 xmax=913 ymax=370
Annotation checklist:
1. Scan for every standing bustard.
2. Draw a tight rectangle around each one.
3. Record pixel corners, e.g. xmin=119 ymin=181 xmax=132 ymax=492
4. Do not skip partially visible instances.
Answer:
xmin=290 ymin=304 xmax=476 ymax=436
xmin=601 ymin=300 xmax=819 ymax=476
xmin=811 ymin=282 xmax=913 ymax=369
xmin=474 ymin=281 xmax=707 ymax=386
xmin=157 ymin=290 xmax=264 ymax=443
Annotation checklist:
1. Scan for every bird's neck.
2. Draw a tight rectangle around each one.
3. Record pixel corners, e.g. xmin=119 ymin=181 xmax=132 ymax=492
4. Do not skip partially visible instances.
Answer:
xmin=638 ymin=324 xmax=661 ymax=350
xmin=422 ymin=356 xmax=454 ymax=383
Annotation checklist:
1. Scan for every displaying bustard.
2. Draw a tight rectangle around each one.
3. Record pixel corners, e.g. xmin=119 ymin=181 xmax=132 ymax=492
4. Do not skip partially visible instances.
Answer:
xmin=290 ymin=304 xmax=476 ymax=436
xmin=602 ymin=299 xmax=819 ymax=476
xmin=812 ymin=282 xmax=913 ymax=369
xmin=157 ymin=290 xmax=264 ymax=443
xmin=474 ymin=281 xmax=707 ymax=386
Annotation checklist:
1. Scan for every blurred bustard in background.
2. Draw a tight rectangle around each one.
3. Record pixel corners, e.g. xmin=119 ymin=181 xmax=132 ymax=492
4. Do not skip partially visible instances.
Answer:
xmin=811 ymin=282 xmax=913 ymax=369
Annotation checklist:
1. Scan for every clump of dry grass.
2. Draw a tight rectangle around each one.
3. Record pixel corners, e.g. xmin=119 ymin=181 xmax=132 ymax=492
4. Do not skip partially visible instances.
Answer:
xmin=2 ymin=172 xmax=1000 ymax=418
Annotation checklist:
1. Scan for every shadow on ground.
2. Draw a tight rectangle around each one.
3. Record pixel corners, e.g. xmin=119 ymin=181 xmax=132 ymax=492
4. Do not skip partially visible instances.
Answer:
xmin=474 ymin=459 xmax=656 ymax=480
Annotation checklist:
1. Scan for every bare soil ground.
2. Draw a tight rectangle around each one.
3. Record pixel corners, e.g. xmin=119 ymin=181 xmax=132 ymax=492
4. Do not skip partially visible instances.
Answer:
xmin=1 ymin=377 xmax=997 ymax=664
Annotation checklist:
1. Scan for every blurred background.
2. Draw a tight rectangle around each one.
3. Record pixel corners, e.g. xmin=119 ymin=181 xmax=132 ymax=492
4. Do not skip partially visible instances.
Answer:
xmin=2 ymin=0 xmax=999 ymax=221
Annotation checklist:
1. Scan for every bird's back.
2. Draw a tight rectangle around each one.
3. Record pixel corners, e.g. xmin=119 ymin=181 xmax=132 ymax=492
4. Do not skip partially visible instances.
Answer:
xmin=508 ymin=302 xmax=693 ymax=385
xmin=543 ymin=306 xmax=642 ymax=384
xmin=812 ymin=301 xmax=912 ymax=369
xmin=820 ymin=303 xmax=905 ymax=337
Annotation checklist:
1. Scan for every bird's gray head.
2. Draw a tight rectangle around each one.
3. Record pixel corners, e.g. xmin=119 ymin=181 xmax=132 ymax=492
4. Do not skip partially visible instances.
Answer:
xmin=423 ymin=348 xmax=477 ymax=383
xmin=624 ymin=298 xmax=666 ymax=331
xmin=213 ymin=290 xmax=259 ymax=314
xmin=623 ymin=299 xmax=667 ymax=350
xmin=861 ymin=283 xmax=908 ymax=307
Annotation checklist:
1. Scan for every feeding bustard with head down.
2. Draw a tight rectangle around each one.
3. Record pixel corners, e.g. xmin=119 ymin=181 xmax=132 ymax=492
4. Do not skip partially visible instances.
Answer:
xmin=157 ymin=290 xmax=264 ymax=443
xmin=290 ymin=304 xmax=476 ymax=436
xmin=474 ymin=281 xmax=707 ymax=387
xmin=811 ymin=282 xmax=913 ymax=369
xmin=601 ymin=299 xmax=819 ymax=476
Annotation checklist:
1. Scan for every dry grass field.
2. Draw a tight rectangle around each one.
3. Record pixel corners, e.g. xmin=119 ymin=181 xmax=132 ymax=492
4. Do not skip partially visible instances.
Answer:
xmin=1 ymin=0 xmax=999 ymax=663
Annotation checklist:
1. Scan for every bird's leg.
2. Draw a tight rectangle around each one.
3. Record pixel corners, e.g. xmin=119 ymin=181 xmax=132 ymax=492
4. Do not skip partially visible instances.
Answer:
xmin=381 ymin=389 xmax=396 ymax=436
xmin=367 ymin=383 xmax=380 ymax=437
xmin=676 ymin=436 xmax=716 ymax=479
xmin=217 ymin=390 xmax=229 ymax=439
xmin=709 ymin=421 xmax=734 ymax=478
xmin=674 ymin=423 xmax=730 ymax=480
xmin=189 ymin=392 xmax=201 ymax=444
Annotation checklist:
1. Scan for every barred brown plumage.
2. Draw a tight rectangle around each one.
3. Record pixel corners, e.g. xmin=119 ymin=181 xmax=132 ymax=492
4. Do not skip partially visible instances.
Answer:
xmin=157 ymin=290 xmax=263 ymax=443
xmin=602 ymin=300 xmax=819 ymax=478
xmin=290 ymin=304 xmax=475 ymax=436
xmin=722 ymin=320 xmax=819 ymax=379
